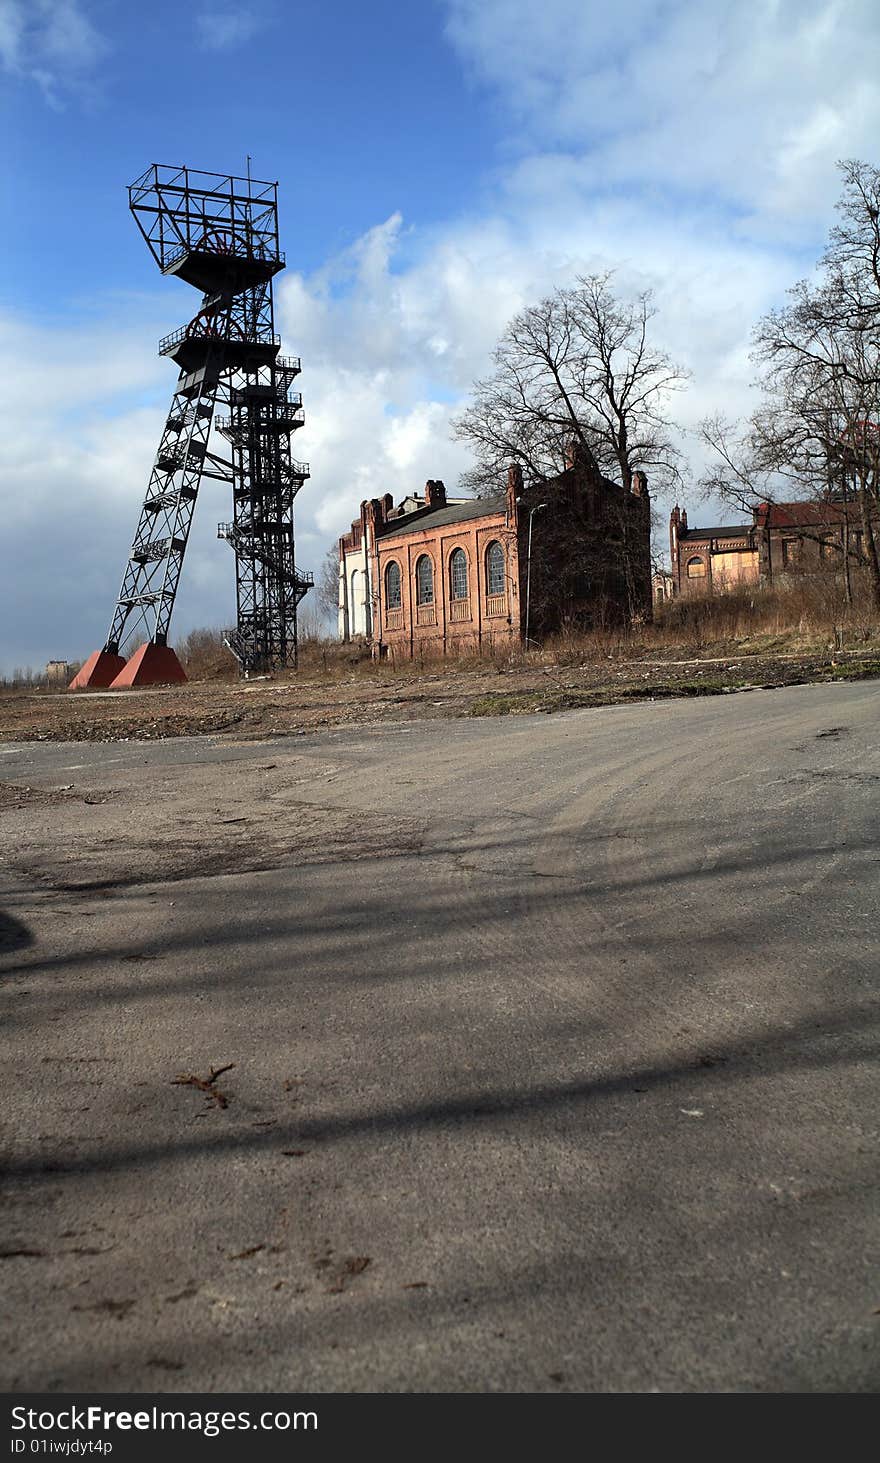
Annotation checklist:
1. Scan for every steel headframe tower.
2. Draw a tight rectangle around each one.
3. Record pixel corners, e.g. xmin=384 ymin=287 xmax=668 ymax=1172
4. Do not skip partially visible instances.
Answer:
xmin=73 ymin=164 xmax=312 ymax=689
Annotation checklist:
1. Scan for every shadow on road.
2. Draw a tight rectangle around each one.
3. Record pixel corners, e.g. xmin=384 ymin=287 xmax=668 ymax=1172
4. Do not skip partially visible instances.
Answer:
xmin=0 ymin=909 xmax=33 ymax=957
xmin=4 ymin=997 xmax=877 ymax=1181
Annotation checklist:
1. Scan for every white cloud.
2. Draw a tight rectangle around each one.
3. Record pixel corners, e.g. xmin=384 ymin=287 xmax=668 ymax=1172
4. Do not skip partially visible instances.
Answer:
xmin=194 ymin=5 xmax=262 ymax=51
xmin=274 ymin=195 xmax=792 ymax=542
xmin=445 ymin=0 xmax=880 ymax=233
xmin=0 ymin=0 xmax=24 ymax=69
xmin=0 ymin=0 xmax=106 ymax=104
xmin=0 ymin=304 xmax=212 ymax=669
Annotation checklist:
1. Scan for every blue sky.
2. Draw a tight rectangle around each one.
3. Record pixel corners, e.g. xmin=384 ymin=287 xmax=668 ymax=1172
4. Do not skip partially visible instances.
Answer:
xmin=2 ymin=0 xmax=878 ymax=670
xmin=3 ymin=2 xmax=494 ymax=313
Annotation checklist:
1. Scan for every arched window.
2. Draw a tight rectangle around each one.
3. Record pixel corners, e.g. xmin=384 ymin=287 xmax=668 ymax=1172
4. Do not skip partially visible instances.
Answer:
xmin=449 ymin=547 xmax=468 ymax=601
xmin=486 ymin=541 xmax=505 ymax=596
xmin=349 ymin=568 xmax=362 ymax=636
xmin=686 ymin=556 xmax=706 ymax=579
xmin=385 ymin=560 xmax=402 ymax=609
xmin=416 ymin=555 xmax=434 ymax=605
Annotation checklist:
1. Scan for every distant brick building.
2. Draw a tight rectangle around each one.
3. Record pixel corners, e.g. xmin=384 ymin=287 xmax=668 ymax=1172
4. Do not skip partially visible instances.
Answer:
xmin=652 ymin=569 xmax=676 ymax=606
xmin=338 ymin=451 xmax=652 ymax=659
xmin=670 ymin=499 xmax=871 ymax=596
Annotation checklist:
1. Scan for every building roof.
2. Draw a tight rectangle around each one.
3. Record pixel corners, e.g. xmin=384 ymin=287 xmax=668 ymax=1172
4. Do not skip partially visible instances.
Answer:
xmin=756 ymin=500 xmax=848 ymax=528
xmin=677 ymin=499 xmax=861 ymax=545
xmin=378 ymin=494 xmax=507 ymax=538
xmin=679 ymin=524 xmax=754 ymax=542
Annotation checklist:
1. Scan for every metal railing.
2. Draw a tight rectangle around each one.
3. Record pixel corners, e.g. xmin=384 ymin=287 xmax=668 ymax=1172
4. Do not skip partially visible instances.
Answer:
xmin=163 ymin=240 xmax=286 ymax=272
xmin=214 ymin=412 xmax=305 ymax=440
xmin=159 ymin=324 xmax=281 ymax=355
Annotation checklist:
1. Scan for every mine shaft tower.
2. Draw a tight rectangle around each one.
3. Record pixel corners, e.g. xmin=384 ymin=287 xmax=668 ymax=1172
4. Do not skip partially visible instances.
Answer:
xmin=75 ymin=164 xmax=312 ymax=688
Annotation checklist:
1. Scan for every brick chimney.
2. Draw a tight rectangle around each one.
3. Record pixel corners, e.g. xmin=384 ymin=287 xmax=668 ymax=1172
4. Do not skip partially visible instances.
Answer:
xmin=670 ymin=506 xmax=681 ymax=584
xmin=631 ymin=470 xmax=648 ymax=497
xmin=425 ymin=479 xmax=447 ymax=509
xmin=507 ymin=462 xmax=523 ymax=524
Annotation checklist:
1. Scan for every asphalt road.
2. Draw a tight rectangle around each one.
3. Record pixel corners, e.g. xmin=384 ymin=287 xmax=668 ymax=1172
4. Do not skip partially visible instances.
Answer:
xmin=2 ymin=681 xmax=878 ymax=1393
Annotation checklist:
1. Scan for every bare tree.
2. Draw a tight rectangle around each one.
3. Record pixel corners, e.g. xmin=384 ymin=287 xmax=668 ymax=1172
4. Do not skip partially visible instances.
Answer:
xmin=452 ymin=273 xmax=687 ymax=496
xmin=754 ymin=275 xmax=880 ymax=608
xmin=823 ymin=159 xmax=880 ymax=329
xmin=700 ymin=160 xmax=880 ymax=609
xmin=697 ymin=413 xmax=783 ymax=581
xmin=315 ymin=544 xmax=340 ymax=623
xmin=699 ymin=375 xmax=868 ymax=603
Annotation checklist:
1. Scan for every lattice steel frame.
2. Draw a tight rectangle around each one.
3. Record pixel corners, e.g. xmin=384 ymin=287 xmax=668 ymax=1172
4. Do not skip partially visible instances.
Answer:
xmin=104 ymin=164 xmax=312 ymax=672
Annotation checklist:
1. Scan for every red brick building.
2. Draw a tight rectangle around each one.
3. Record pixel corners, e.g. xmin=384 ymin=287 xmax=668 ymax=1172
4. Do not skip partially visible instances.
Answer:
xmin=338 ymin=453 xmax=652 ymax=659
xmin=670 ymin=499 xmax=873 ymax=596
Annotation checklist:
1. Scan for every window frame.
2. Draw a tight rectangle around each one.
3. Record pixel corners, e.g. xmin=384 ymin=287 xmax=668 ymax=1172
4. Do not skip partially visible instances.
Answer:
xmin=485 ymin=540 xmax=505 ymax=597
xmin=384 ymin=559 xmax=402 ymax=610
xmin=449 ymin=547 xmax=468 ymax=602
xmin=415 ymin=554 xmax=434 ymax=606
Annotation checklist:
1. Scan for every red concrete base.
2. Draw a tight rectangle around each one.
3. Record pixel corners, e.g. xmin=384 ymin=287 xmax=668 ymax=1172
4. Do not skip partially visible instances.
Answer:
xmin=109 ymin=643 xmax=188 ymax=688
xmin=69 ymin=650 xmax=127 ymax=690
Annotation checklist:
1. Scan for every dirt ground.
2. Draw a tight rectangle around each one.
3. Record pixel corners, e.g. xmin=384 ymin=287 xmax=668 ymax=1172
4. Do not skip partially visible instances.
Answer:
xmin=2 ymin=645 xmax=880 ymax=743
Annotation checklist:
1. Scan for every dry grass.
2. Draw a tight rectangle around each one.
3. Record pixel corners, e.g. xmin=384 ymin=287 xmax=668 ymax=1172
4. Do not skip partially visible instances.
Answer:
xmin=175 ymin=627 xmax=239 ymax=681
xmin=652 ymin=573 xmax=880 ymax=651
xmin=166 ymin=573 xmax=880 ymax=686
xmin=524 ymin=573 xmax=880 ymax=668
xmin=174 ymin=626 xmax=377 ymax=682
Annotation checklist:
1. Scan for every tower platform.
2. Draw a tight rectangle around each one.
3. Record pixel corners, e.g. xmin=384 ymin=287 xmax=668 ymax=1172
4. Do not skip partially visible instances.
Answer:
xmin=162 ymin=246 xmax=284 ymax=296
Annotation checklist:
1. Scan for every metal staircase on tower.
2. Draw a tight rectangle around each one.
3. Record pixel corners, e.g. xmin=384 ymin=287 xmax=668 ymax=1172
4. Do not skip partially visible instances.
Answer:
xmin=72 ymin=163 xmax=312 ymax=689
